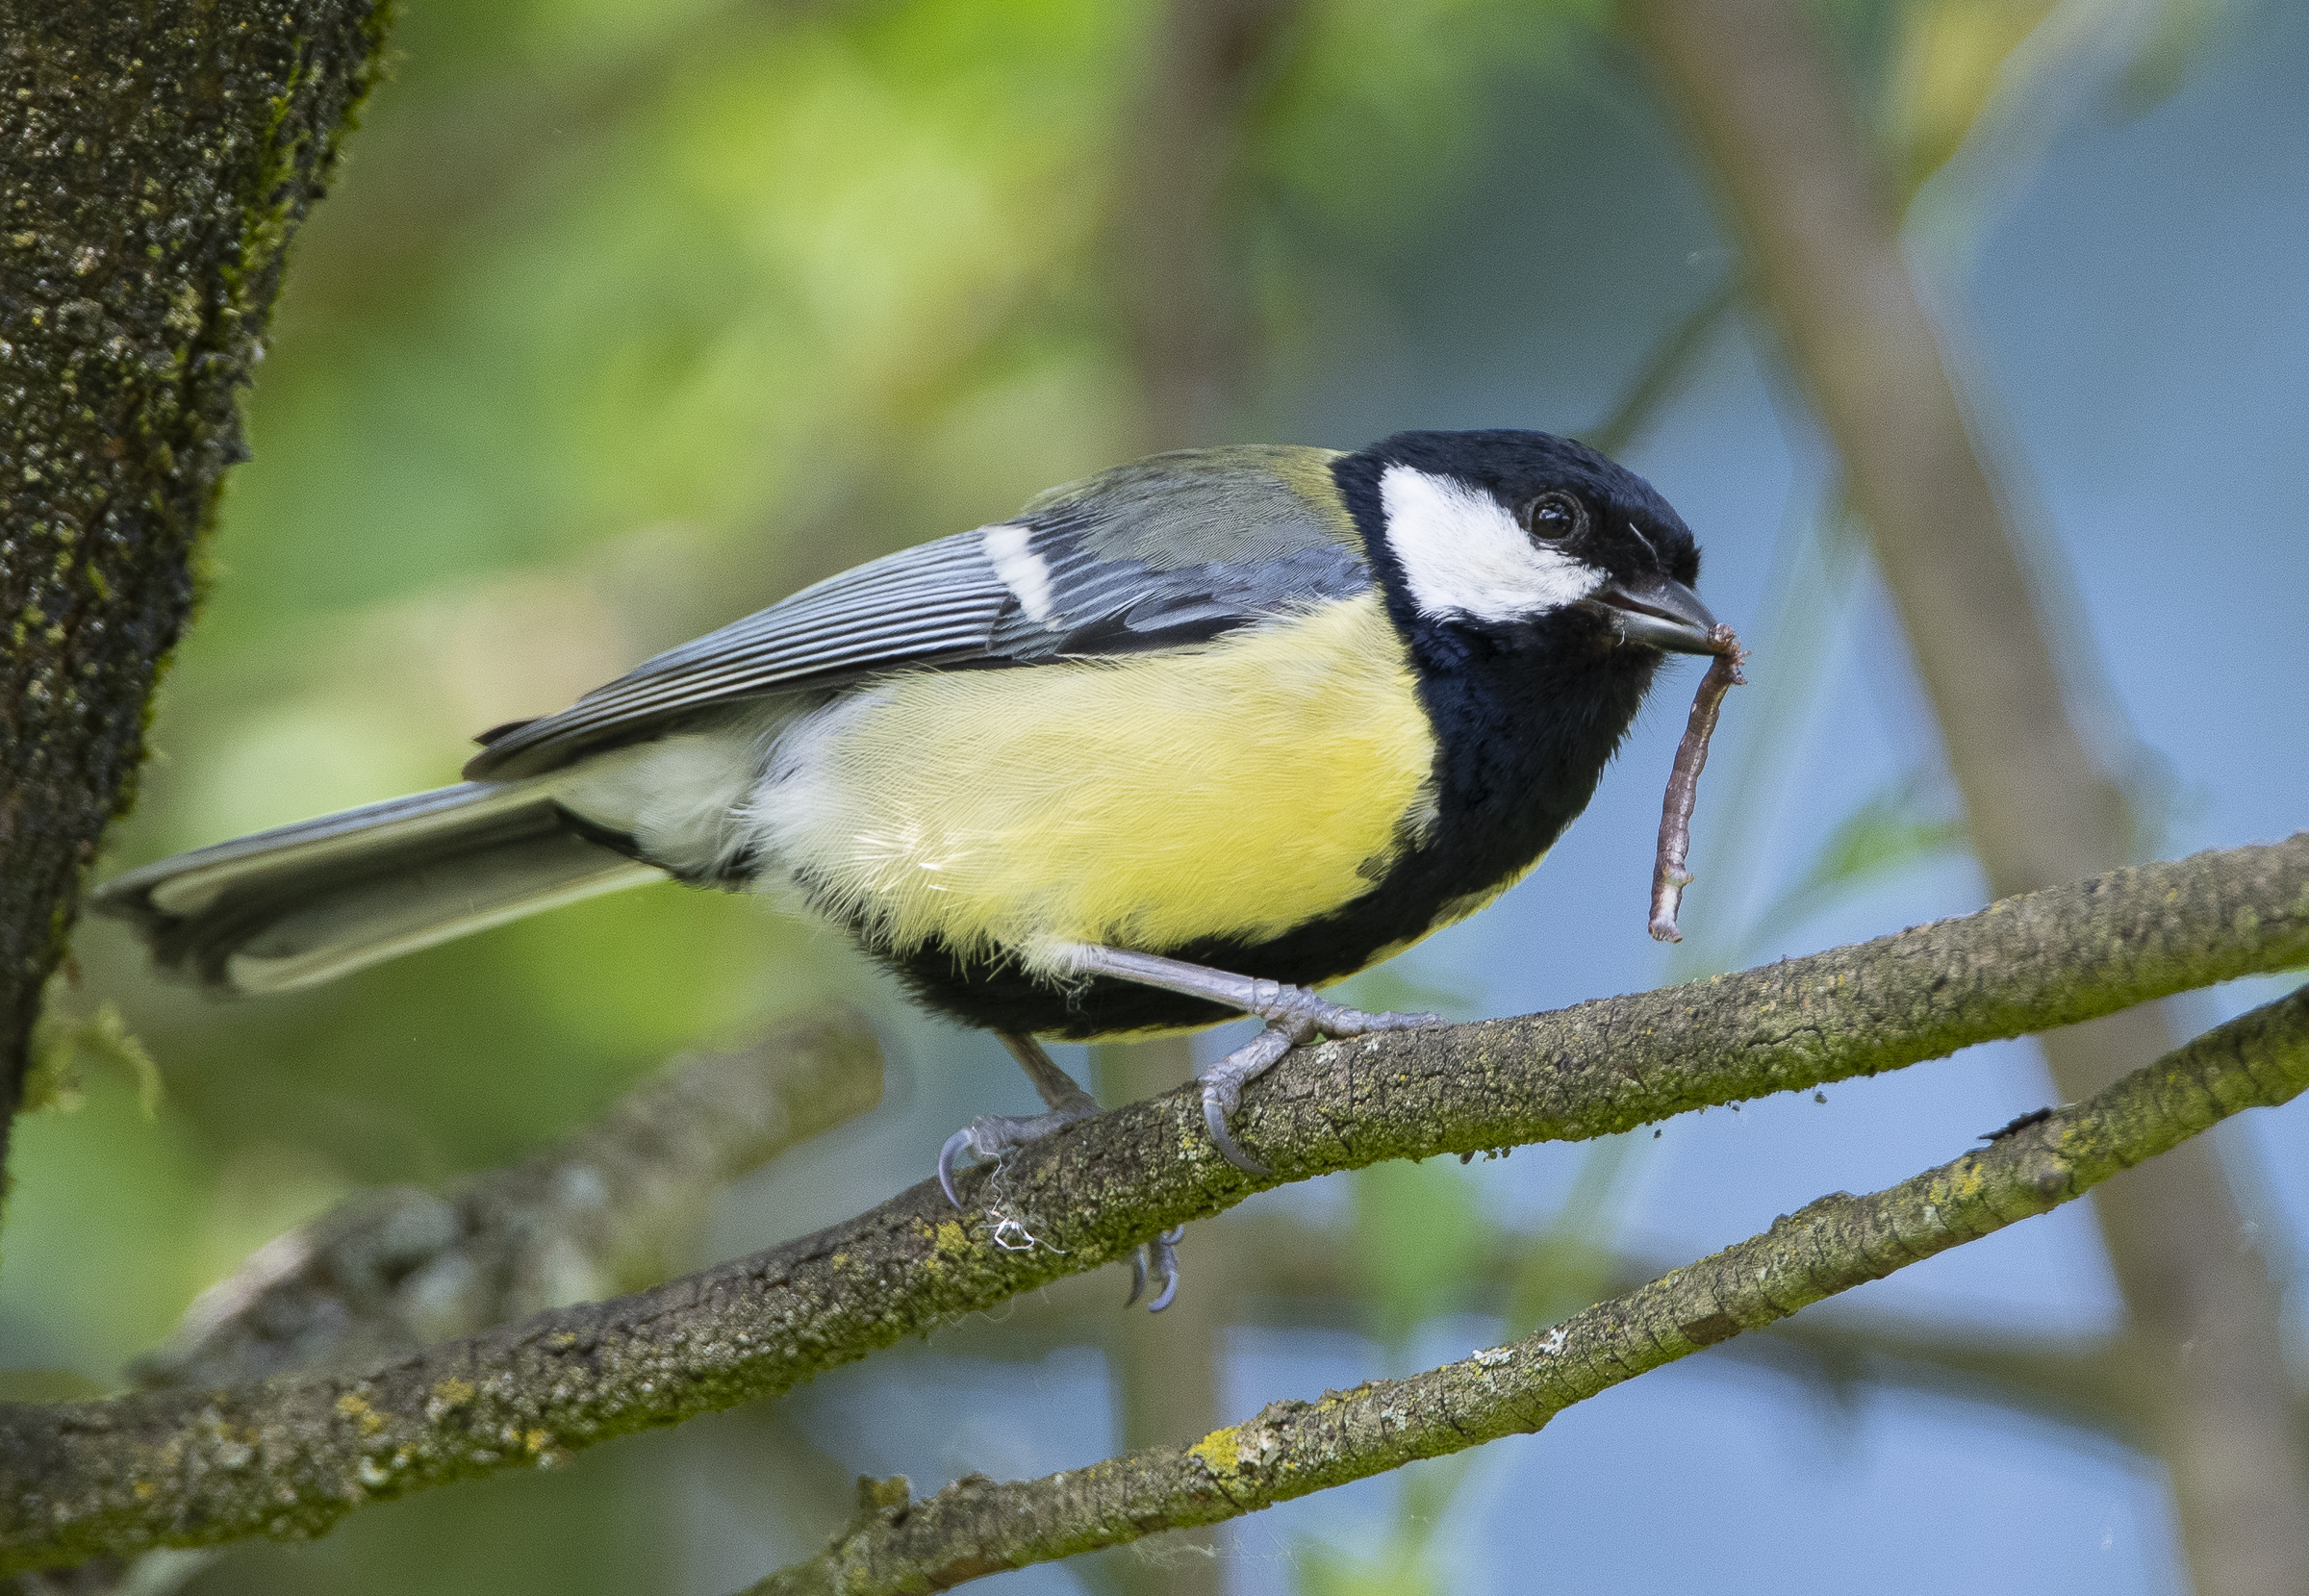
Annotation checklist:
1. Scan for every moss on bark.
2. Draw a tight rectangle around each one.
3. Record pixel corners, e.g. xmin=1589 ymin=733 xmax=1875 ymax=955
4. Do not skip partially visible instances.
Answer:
xmin=0 ymin=0 xmax=393 ymax=1171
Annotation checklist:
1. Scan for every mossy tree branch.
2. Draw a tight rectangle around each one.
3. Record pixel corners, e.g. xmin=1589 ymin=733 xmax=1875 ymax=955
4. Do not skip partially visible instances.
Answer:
xmin=0 ymin=833 xmax=2304 ymax=1572
xmin=23 ymin=1012 xmax=882 ymax=1596
xmin=0 ymin=0 xmax=393 ymax=1174
xmin=750 ymin=984 xmax=2309 ymax=1594
xmin=905 ymin=1180 xmax=2271 ymax=1459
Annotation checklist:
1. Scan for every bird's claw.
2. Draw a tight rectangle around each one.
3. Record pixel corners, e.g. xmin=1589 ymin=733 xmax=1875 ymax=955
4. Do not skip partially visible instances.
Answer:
xmin=1202 ymin=1077 xmax=1269 ymax=1176
xmin=1126 ymin=1226 xmax=1185 ymax=1312
xmin=1196 ymin=1001 xmax=1449 ymax=1175
xmin=937 ymin=1099 xmax=1098 ymax=1208
xmin=936 ymin=1126 xmax=980 ymax=1208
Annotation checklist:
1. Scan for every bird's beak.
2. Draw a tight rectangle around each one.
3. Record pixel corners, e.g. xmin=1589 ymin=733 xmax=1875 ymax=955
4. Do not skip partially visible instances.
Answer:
xmin=1581 ymin=575 xmax=1720 ymax=655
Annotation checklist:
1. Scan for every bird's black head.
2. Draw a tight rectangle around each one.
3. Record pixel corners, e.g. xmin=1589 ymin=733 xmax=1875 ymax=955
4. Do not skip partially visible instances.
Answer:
xmin=1334 ymin=428 xmax=1713 ymax=657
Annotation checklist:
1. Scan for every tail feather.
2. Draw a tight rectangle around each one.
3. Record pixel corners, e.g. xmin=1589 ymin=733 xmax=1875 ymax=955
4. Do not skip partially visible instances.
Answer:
xmin=92 ymin=783 xmax=662 ymax=994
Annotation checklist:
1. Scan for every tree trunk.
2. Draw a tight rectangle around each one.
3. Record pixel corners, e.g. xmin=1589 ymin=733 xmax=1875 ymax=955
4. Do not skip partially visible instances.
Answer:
xmin=0 ymin=0 xmax=391 ymax=1177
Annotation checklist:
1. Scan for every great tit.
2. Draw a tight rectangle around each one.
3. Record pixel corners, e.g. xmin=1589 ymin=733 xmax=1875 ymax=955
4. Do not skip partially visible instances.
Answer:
xmin=95 ymin=429 xmax=1717 ymax=1303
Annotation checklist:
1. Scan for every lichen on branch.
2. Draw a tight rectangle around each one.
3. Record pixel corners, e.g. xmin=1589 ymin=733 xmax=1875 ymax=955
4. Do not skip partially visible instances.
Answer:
xmin=0 ymin=833 xmax=2304 ymax=1572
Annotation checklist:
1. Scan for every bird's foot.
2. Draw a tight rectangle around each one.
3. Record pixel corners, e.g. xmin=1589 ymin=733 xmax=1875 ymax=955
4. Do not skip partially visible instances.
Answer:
xmin=937 ymin=1088 xmax=1100 ymax=1208
xmin=1197 ymin=997 xmax=1448 ymax=1176
xmin=1239 ymin=978 xmax=1446 ymax=1040
xmin=939 ymin=1090 xmax=1185 ymax=1312
xmin=1127 ymin=1226 xmax=1186 ymax=1313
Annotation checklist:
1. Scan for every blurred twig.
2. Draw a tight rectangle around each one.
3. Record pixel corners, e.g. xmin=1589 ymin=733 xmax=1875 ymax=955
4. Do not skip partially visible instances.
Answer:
xmin=1115 ymin=0 xmax=1301 ymax=449
xmin=2 ymin=837 xmax=2304 ymax=1573
xmin=1579 ymin=271 xmax=1741 ymax=460
xmin=1100 ymin=1 xmax=1305 ymax=1585
xmin=136 ymin=1009 xmax=883 ymax=1391
xmin=1095 ymin=1039 xmax=1231 ymax=1596
xmin=1622 ymin=2 xmax=2309 ymax=1586
xmin=747 ymin=986 xmax=2309 ymax=1593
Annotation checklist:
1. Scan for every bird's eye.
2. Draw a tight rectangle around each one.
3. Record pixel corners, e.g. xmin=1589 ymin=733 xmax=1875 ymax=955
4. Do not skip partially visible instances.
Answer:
xmin=1525 ymin=492 xmax=1586 ymax=542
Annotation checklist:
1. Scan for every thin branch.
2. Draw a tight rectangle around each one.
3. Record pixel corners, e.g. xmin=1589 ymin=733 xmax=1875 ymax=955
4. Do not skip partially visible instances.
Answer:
xmin=1730 ymin=1317 xmax=2139 ymax=1443
xmin=1578 ymin=271 xmax=1741 ymax=460
xmin=749 ymin=985 xmax=2309 ymax=1593
xmin=2 ymin=835 xmax=2304 ymax=1572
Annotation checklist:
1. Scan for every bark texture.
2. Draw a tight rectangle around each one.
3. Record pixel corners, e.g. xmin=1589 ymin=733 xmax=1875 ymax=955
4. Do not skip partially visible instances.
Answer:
xmin=1621 ymin=2 xmax=2309 ymax=1586
xmin=748 ymin=985 xmax=2309 ymax=1593
xmin=0 ymin=0 xmax=393 ymax=1171
xmin=0 ymin=835 xmax=2301 ymax=1572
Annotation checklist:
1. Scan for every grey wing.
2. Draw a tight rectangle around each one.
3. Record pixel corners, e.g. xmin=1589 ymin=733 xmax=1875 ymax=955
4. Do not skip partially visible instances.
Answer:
xmin=467 ymin=446 xmax=1371 ymax=780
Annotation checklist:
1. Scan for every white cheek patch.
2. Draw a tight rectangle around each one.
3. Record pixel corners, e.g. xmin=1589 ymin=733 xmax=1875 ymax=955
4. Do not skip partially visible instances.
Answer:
xmin=1379 ymin=465 xmax=1603 ymax=623
xmin=982 ymin=521 xmax=1053 ymax=623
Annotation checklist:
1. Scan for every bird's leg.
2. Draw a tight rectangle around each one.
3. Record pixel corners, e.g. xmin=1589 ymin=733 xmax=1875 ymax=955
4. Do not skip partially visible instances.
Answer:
xmin=938 ymin=1031 xmax=1101 ymax=1208
xmin=939 ymin=1032 xmax=1181 ymax=1312
xmin=1053 ymin=942 xmax=1447 ymax=1176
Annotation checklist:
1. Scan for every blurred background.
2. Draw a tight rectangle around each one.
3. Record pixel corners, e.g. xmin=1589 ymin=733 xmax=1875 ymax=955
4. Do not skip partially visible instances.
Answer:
xmin=5 ymin=0 xmax=2306 ymax=1590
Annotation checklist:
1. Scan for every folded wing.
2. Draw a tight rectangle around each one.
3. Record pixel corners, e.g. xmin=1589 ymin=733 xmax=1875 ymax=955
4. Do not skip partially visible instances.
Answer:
xmin=467 ymin=445 xmax=1372 ymax=779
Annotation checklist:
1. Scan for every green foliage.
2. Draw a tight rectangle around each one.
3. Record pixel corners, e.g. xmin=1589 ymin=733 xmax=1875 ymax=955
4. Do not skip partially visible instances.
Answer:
xmin=1262 ymin=0 xmax=1591 ymax=235
xmin=0 ymin=1369 xmax=114 ymax=1404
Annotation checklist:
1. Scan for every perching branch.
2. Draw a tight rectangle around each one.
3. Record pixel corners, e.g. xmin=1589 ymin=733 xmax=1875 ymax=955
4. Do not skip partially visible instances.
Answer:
xmin=1 ymin=833 xmax=2304 ymax=1572
xmin=0 ymin=0 xmax=393 ymax=1177
xmin=749 ymin=984 xmax=2309 ymax=1593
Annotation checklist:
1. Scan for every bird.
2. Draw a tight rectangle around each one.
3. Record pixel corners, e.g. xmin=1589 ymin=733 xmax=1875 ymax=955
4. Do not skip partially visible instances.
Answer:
xmin=93 ymin=428 xmax=1719 ymax=1311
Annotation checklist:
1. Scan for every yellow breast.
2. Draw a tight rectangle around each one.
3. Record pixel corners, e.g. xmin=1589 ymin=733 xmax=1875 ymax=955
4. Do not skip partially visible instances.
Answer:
xmin=759 ymin=593 xmax=1438 ymax=972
